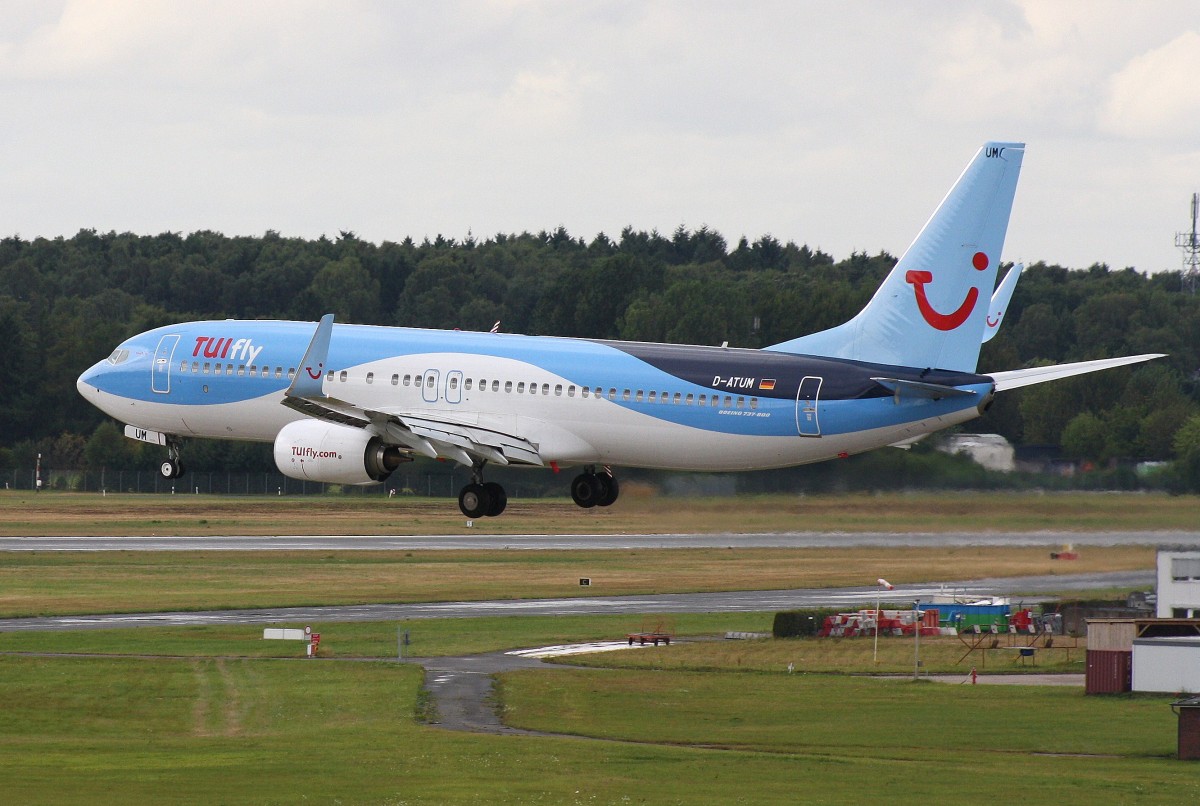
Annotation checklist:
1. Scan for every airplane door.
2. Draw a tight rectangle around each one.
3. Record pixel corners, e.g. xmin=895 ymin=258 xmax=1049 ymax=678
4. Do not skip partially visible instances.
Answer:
xmin=152 ymin=335 xmax=180 ymax=394
xmin=422 ymin=369 xmax=440 ymax=403
xmin=446 ymin=370 xmax=463 ymax=404
xmin=795 ymin=376 xmax=822 ymax=437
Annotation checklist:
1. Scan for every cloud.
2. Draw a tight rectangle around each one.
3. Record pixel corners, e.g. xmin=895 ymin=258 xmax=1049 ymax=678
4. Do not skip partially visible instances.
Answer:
xmin=1102 ymin=29 xmax=1200 ymax=140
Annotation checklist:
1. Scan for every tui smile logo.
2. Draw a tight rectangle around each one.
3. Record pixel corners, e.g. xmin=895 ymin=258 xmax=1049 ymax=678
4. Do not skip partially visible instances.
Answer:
xmin=905 ymin=252 xmax=989 ymax=331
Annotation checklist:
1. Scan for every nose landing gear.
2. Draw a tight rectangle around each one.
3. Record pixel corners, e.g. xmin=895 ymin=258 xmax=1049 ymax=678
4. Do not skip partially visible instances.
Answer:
xmin=159 ymin=440 xmax=185 ymax=480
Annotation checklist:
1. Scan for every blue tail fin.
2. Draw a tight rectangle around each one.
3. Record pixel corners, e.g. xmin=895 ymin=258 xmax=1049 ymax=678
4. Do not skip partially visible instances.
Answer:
xmin=766 ymin=142 xmax=1024 ymax=372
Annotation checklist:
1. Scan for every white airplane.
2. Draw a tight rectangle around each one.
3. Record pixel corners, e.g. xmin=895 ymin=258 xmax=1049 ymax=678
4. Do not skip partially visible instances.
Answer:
xmin=77 ymin=142 xmax=1162 ymax=517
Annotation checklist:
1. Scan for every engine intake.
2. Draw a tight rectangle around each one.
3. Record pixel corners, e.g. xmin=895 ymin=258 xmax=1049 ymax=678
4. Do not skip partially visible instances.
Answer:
xmin=274 ymin=420 xmax=409 ymax=485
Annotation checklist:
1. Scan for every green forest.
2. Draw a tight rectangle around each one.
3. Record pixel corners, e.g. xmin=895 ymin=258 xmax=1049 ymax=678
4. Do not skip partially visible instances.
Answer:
xmin=3 ymin=226 xmax=1200 ymax=491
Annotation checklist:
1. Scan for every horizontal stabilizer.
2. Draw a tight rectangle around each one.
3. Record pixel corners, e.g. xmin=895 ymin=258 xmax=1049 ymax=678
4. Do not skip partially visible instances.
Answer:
xmin=871 ymin=377 xmax=977 ymax=401
xmin=988 ymin=354 xmax=1165 ymax=392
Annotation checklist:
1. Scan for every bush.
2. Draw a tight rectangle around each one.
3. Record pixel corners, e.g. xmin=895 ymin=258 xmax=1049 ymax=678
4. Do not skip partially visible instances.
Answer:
xmin=773 ymin=609 xmax=840 ymax=638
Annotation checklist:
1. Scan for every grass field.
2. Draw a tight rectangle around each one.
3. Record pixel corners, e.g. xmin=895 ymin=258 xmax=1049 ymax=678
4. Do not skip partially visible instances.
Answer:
xmin=2 ymin=490 xmax=1194 ymax=803
xmin=3 ymin=489 xmax=1199 ymax=535
xmin=0 ymin=543 xmax=1154 ymax=618
xmin=1 ymin=647 xmax=1194 ymax=805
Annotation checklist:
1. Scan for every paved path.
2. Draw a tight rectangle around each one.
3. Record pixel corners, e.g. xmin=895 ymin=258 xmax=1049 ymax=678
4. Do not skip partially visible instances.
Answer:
xmin=2 ymin=531 xmax=1196 ymax=551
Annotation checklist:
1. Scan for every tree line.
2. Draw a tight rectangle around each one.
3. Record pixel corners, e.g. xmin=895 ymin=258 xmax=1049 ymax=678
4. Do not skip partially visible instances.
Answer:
xmin=2 ymin=227 xmax=1199 ymax=489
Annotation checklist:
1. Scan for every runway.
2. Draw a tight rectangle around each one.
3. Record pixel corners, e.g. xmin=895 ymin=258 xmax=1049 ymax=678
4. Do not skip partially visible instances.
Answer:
xmin=0 ymin=570 xmax=1152 ymax=632
xmin=2 ymin=531 xmax=1197 ymax=551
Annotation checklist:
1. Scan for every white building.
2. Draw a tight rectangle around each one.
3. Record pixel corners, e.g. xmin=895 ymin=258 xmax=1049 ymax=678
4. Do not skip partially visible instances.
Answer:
xmin=1132 ymin=637 xmax=1200 ymax=693
xmin=1157 ymin=549 xmax=1200 ymax=618
xmin=937 ymin=433 xmax=1015 ymax=472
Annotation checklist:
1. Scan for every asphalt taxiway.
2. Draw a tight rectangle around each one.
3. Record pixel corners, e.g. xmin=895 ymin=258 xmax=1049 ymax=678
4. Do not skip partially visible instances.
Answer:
xmin=2 ymin=530 xmax=1197 ymax=551
xmin=0 ymin=570 xmax=1152 ymax=632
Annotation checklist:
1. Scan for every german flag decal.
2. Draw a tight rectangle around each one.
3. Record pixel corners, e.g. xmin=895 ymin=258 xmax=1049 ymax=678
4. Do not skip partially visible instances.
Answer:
xmin=759 ymin=378 xmax=776 ymax=391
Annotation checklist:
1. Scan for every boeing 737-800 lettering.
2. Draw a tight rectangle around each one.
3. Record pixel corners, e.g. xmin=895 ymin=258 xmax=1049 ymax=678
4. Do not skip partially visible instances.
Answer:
xmin=77 ymin=142 xmax=1163 ymax=517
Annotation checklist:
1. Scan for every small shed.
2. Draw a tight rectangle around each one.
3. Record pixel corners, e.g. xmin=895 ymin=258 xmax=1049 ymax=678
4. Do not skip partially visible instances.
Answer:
xmin=1133 ymin=637 xmax=1200 ymax=693
xmin=1171 ymin=696 xmax=1200 ymax=761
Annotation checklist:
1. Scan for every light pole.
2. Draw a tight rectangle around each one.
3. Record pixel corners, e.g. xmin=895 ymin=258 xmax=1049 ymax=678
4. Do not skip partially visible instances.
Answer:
xmin=874 ymin=578 xmax=894 ymax=665
xmin=913 ymin=599 xmax=921 ymax=681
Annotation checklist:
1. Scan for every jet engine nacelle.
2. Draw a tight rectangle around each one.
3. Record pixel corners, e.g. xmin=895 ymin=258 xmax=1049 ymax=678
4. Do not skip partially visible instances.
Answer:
xmin=274 ymin=420 xmax=408 ymax=485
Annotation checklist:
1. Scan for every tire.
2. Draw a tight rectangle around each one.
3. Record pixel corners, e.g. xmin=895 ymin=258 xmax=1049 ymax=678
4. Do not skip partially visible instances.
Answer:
xmin=597 ymin=474 xmax=619 ymax=507
xmin=570 ymin=474 xmax=599 ymax=508
xmin=483 ymin=482 xmax=507 ymax=517
xmin=458 ymin=483 xmax=492 ymax=519
xmin=160 ymin=459 xmax=179 ymax=479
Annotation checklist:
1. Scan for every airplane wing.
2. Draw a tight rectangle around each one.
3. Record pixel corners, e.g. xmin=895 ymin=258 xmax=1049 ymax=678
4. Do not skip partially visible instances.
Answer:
xmin=282 ymin=315 xmax=544 ymax=468
xmin=982 ymin=263 xmax=1022 ymax=344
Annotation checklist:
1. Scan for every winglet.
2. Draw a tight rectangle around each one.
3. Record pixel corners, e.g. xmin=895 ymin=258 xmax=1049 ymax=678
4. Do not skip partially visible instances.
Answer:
xmin=287 ymin=314 xmax=335 ymax=399
xmin=982 ymin=263 xmax=1023 ymax=343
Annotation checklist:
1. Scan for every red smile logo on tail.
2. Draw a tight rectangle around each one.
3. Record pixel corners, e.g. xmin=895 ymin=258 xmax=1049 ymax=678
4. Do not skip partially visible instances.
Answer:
xmin=905 ymin=252 xmax=989 ymax=331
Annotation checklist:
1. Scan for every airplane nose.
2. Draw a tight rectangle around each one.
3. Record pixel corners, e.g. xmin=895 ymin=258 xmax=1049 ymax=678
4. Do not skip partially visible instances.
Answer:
xmin=76 ymin=361 xmax=105 ymax=398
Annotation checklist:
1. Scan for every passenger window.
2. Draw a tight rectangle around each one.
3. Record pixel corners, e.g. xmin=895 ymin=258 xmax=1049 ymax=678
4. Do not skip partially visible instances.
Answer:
xmin=491 ymin=380 xmax=499 ymax=392
xmin=635 ymin=390 xmax=643 ymax=402
xmin=517 ymin=382 xmax=525 ymax=393
xmin=750 ymin=398 xmax=758 ymax=410
xmin=426 ymin=376 xmax=434 ymax=388
xmin=541 ymin=383 xmax=549 ymax=395
xmin=648 ymin=391 xmax=656 ymax=402
xmin=237 ymin=365 xmax=245 ymax=376
xmin=661 ymin=391 xmax=669 ymax=404
xmin=673 ymin=392 xmax=681 ymax=404
xmin=449 ymin=377 xmax=458 ymax=390
xmin=391 ymin=374 xmax=399 ymax=385
xmin=505 ymin=381 xmax=513 ymax=393
xmin=737 ymin=397 xmax=745 ymax=409
xmin=249 ymin=365 xmax=257 ymax=375
xmin=288 ymin=368 xmax=296 ymax=379
xmin=567 ymin=385 xmax=575 ymax=397
xmin=622 ymin=389 xmax=631 ymax=401
xmin=608 ymin=388 xmax=617 ymax=400
xmin=581 ymin=387 xmax=590 ymax=398
xmin=554 ymin=384 xmax=562 ymax=396
xmin=179 ymin=361 xmax=187 ymax=372
xmin=275 ymin=367 xmax=282 ymax=379
xmin=711 ymin=395 xmax=719 ymax=407
xmin=724 ymin=396 xmax=732 ymax=407
xmin=685 ymin=394 xmax=694 ymax=405
xmin=225 ymin=365 xmax=233 ymax=376
xmin=366 ymin=372 xmax=375 ymax=384
xmin=261 ymin=367 xmax=269 ymax=378
xmin=414 ymin=375 xmax=422 ymax=387
xmin=698 ymin=394 xmax=706 ymax=405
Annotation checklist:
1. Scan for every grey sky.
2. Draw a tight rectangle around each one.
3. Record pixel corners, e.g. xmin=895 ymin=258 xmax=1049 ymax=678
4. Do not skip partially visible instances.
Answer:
xmin=3 ymin=1 xmax=1198 ymax=273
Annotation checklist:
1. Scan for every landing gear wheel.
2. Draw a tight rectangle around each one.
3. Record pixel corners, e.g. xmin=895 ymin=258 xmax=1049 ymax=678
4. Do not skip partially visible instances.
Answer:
xmin=160 ymin=459 xmax=183 ymax=480
xmin=483 ymin=482 xmax=507 ymax=517
xmin=597 ymin=473 xmax=619 ymax=507
xmin=458 ymin=483 xmax=492 ymax=519
xmin=570 ymin=473 xmax=600 ymax=508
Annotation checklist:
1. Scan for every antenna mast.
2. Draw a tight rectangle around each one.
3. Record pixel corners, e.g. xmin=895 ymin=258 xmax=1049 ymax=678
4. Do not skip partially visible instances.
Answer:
xmin=1177 ymin=192 xmax=1200 ymax=293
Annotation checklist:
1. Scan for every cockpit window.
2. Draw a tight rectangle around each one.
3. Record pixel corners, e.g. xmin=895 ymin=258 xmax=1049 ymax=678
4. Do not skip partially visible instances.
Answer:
xmin=107 ymin=349 xmax=130 ymax=365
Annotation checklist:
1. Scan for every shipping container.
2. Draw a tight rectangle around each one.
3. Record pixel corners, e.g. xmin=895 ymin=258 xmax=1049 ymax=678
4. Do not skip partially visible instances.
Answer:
xmin=1085 ymin=649 xmax=1132 ymax=694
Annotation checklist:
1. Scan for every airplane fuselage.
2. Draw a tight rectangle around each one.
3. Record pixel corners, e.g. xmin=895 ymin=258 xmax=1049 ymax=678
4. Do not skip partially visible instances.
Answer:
xmin=78 ymin=319 xmax=994 ymax=473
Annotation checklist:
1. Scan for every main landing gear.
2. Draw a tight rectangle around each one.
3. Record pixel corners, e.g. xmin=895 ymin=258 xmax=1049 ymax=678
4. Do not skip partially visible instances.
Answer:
xmin=457 ymin=462 xmax=508 ymax=518
xmin=159 ymin=440 xmax=186 ymax=480
xmin=570 ymin=466 xmax=619 ymax=509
